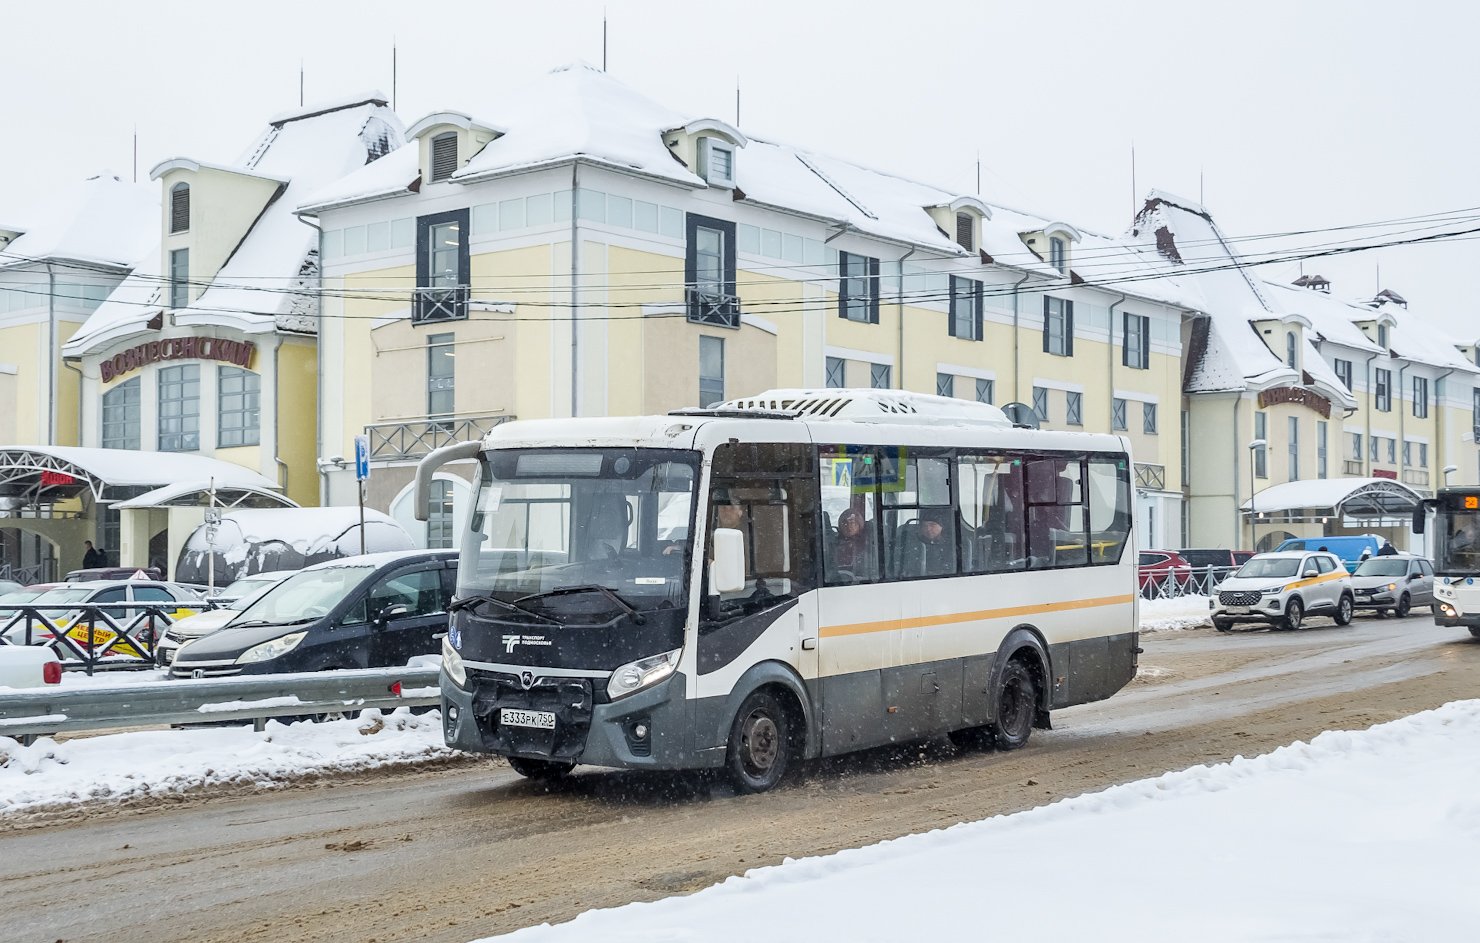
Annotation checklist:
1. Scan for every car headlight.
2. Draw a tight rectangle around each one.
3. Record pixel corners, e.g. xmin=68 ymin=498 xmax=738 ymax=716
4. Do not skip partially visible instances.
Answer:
xmin=234 ymin=631 xmax=307 ymax=665
xmin=607 ymin=648 xmax=681 ymax=701
xmin=1387 ymin=583 xmax=1397 ymax=592
xmin=1261 ymin=587 xmax=1285 ymax=595
xmin=442 ymin=635 xmax=466 ymax=688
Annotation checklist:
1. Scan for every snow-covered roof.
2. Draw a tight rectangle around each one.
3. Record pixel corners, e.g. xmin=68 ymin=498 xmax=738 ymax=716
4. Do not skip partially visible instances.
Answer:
xmin=61 ymin=243 xmax=161 ymax=355
xmin=111 ymin=480 xmax=297 ymax=510
xmin=1263 ymin=281 xmax=1383 ymax=354
xmin=0 ymin=172 xmax=157 ymax=270
xmin=1242 ymin=477 xmax=1422 ymax=516
xmin=1366 ymin=299 xmax=1480 ymax=374
xmin=3 ymin=445 xmax=279 ymax=491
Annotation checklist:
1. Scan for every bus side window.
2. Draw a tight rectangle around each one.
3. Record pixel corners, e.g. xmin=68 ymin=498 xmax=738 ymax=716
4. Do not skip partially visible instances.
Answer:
xmin=958 ymin=455 xmax=1026 ymax=573
xmin=1026 ymin=457 xmax=1088 ymax=567
xmin=819 ymin=448 xmax=880 ymax=585
xmin=1086 ymin=457 xmax=1132 ymax=565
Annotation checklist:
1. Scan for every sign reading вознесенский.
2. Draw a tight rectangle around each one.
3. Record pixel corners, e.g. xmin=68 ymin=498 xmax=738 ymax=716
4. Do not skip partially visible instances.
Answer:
xmin=99 ymin=336 xmax=256 ymax=382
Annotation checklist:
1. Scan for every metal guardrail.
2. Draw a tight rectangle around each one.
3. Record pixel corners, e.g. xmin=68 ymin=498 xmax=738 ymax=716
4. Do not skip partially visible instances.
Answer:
xmin=0 ymin=602 xmax=228 ymax=674
xmin=364 ymin=414 xmax=512 ymax=461
xmin=1140 ymin=565 xmax=1240 ymax=600
xmin=0 ymin=665 xmax=442 ymax=742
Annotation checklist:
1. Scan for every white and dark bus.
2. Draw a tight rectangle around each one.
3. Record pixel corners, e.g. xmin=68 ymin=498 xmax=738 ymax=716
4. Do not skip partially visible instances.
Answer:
xmin=1415 ymin=487 xmax=1480 ymax=635
xmin=419 ymin=389 xmax=1139 ymax=792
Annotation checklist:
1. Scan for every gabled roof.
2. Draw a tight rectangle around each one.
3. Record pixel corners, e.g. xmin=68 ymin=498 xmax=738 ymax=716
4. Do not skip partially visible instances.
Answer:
xmin=1263 ymin=281 xmax=1383 ymax=354
xmin=0 ymin=172 xmax=157 ymax=270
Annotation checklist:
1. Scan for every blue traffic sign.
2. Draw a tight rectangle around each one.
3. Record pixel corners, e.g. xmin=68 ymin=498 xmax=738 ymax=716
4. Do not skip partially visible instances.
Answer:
xmin=354 ymin=435 xmax=370 ymax=481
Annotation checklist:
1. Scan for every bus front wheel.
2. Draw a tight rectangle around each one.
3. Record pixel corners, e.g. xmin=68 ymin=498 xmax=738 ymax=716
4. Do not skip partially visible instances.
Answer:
xmin=725 ymin=690 xmax=792 ymax=794
xmin=991 ymin=660 xmax=1037 ymax=751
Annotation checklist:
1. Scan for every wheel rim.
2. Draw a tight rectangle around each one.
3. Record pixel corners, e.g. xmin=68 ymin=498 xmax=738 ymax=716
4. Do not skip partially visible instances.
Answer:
xmin=1340 ymin=597 xmax=1352 ymax=621
xmin=999 ymin=678 xmax=1030 ymax=735
xmin=1288 ymin=602 xmax=1302 ymax=629
xmin=739 ymin=711 xmax=779 ymax=777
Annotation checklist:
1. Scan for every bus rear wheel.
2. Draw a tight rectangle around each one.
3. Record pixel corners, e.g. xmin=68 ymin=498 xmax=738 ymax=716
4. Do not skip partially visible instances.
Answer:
xmin=507 ymin=756 xmax=575 ymax=780
xmin=991 ymin=660 xmax=1037 ymax=751
xmin=725 ymin=690 xmax=792 ymax=794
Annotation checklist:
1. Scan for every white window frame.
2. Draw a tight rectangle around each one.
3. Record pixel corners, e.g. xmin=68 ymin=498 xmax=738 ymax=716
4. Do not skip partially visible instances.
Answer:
xmin=698 ymin=137 xmax=736 ymax=189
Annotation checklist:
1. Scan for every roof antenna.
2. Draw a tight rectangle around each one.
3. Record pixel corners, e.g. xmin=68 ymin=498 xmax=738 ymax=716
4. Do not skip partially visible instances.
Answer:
xmin=1200 ymin=166 xmax=1204 ymax=205
xmin=736 ymin=76 xmax=741 ymax=126
xmin=299 ymin=60 xmax=304 ymax=107
xmin=392 ymin=38 xmax=397 ymax=111
xmin=976 ymin=150 xmax=981 ymax=195
xmin=603 ymin=7 xmax=607 ymax=71
xmin=1131 ymin=143 xmax=1136 ymax=218
xmin=132 ymin=124 xmax=137 ymax=183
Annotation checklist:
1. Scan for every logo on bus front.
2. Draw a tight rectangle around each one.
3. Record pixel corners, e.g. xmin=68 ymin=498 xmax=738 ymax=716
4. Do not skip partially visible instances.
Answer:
xmin=502 ymin=634 xmax=552 ymax=654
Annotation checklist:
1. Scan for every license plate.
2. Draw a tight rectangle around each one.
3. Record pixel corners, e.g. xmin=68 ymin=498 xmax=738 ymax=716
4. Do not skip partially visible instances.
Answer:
xmin=500 ymin=708 xmax=556 ymax=730
xmin=1224 ymin=606 xmax=1251 ymax=614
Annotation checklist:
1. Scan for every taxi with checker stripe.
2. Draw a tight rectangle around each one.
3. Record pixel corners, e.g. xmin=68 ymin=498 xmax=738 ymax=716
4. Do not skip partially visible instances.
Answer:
xmin=1210 ymin=550 xmax=1354 ymax=632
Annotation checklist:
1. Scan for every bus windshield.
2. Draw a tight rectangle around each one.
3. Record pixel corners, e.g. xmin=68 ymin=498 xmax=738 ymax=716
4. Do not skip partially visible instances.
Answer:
xmin=459 ymin=449 xmax=699 ymax=611
xmin=1436 ymin=507 xmax=1480 ymax=575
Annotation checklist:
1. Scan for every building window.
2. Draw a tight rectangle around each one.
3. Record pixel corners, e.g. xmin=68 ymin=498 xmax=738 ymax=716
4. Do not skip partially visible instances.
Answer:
xmin=1402 ymin=441 xmax=1412 ymax=467
xmin=158 ymin=363 xmax=200 ymax=452
xmin=1369 ymin=435 xmax=1379 ymax=463
xmin=1374 ymin=368 xmax=1392 ymax=411
xmin=699 ymin=335 xmax=725 ymax=407
xmin=1123 ymin=313 xmax=1150 ymax=369
xmin=686 ymin=213 xmax=738 ymax=328
xmin=955 ymin=213 xmax=973 ymax=251
xmin=839 ymin=251 xmax=880 ymax=323
xmin=1413 ymin=376 xmax=1429 ymax=418
xmin=1317 ymin=420 xmax=1328 ymax=479
xmin=1254 ymin=411 xmax=1268 ymax=478
xmin=170 ymin=183 xmax=190 ymax=234
xmin=936 ymin=373 xmax=953 ymax=398
xmin=1043 ymin=296 xmax=1073 ymax=356
xmin=1334 ymin=358 xmax=1353 ymax=390
xmin=698 ymin=137 xmax=735 ymax=188
xmin=1351 ymin=432 xmax=1362 ymax=461
xmin=101 ymin=377 xmax=141 ymax=450
xmin=1285 ymin=332 xmax=1297 ymax=368
xmin=1387 ymin=437 xmax=1397 ymax=464
xmin=430 ymin=131 xmax=458 ymax=182
xmin=169 ymin=248 xmax=189 ymax=309
xmin=870 ymin=363 xmax=891 ymax=389
xmin=414 ymin=209 xmax=469 ymax=324
xmin=1048 ymin=236 xmax=1066 ymax=273
xmin=1066 ymin=391 xmax=1083 ymax=426
xmin=1032 ymin=386 xmax=1049 ymax=424
xmin=1288 ymin=416 xmax=1300 ymax=481
xmin=1420 ymin=442 xmax=1428 ymax=467
xmin=976 ymin=377 xmax=993 ymax=404
xmin=427 ymin=333 xmax=455 ymax=417
xmin=1143 ymin=401 xmax=1158 ymax=435
xmin=427 ymin=479 xmax=455 ymax=548
xmin=825 ymin=356 xmax=845 ymax=389
xmin=949 ymin=276 xmax=982 ymax=340
xmin=217 ymin=366 xmax=260 ymax=447
xmin=1111 ymin=397 xmax=1127 ymax=431
xmin=1377 ymin=322 xmax=1389 ymax=348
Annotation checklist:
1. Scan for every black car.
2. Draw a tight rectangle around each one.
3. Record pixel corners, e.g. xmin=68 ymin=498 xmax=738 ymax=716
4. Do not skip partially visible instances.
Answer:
xmin=169 ymin=550 xmax=457 ymax=678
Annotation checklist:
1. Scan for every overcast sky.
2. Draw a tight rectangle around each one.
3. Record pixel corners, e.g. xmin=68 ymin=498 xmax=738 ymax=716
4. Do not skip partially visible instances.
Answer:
xmin=4 ymin=0 xmax=1475 ymax=337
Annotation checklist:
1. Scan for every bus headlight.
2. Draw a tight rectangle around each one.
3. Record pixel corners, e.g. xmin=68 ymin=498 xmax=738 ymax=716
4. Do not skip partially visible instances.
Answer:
xmin=235 ymin=631 xmax=307 ymax=664
xmin=608 ymin=649 xmax=680 ymax=701
xmin=442 ymin=635 xmax=466 ymax=688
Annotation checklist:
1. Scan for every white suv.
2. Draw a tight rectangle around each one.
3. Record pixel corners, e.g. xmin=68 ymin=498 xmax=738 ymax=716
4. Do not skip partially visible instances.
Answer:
xmin=1211 ymin=551 xmax=1354 ymax=632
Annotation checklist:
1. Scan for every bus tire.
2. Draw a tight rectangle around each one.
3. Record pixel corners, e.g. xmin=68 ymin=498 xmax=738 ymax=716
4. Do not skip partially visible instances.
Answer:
xmin=1334 ymin=593 xmax=1354 ymax=626
xmin=1395 ymin=594 xmax=1411 ymax=618
xmin=991 ymin=660 xmax=1037 ymax=751
xmin=507 ymin=756 xmax=575 ymax=780
xmin=725 ymin=690 xmax=791 ymax=794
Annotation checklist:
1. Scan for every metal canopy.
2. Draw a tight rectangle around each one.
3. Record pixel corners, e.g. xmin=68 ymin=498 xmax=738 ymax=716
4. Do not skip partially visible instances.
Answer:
xmin=0 ymin=446 xmax=281 ymax=513
xmin=1242 ymin=477 xmax=1422 ymax=523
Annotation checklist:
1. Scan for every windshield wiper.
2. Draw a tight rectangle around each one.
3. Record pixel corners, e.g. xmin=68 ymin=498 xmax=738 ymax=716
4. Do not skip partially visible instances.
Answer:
xmin=227 ymin=617 xmax=317 ymax=629
xmin=448 ymin=593 xmax=561 ymax=626
xmin=515 ymin=585 xmax=647 ymax=625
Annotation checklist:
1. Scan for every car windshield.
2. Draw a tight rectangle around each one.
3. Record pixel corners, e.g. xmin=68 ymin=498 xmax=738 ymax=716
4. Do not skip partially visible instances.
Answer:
xmin=0 ymin=591 xmax=43 ymax=605
xmin=226 ymin=580 xmax=284 ymax=611
xmin=221 ymin=576 xmax=279 ymax=598
xmin=1436 ymin=506 xmax=1480 ymax=575
xmin=229 ymin=566 xmax=374 ymax=627
xmin=1355 ymin=558 xmax=1409 ymax=577
xmin=459 ymin=449 xmax=699 ymax=613
xmin=1235 ymin=557 xmax=1301 ymax=579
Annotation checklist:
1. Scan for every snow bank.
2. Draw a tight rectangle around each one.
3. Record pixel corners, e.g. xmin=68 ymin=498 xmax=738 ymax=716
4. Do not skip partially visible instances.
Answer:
xmin=484 ymin=700 xmax=1480 ymax=942
xmin=0 ymin=707 xmax=453 ymax=817
xmin=1139 ymin=594 xmax=1213 ymax=632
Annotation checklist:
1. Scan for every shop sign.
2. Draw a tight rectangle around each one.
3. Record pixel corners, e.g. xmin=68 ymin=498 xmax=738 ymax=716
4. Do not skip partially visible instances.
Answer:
xmin=1257 ymin=386 xmax=1331 ymax=419
xmin=99 ymin=336 xmax=256 ymax=382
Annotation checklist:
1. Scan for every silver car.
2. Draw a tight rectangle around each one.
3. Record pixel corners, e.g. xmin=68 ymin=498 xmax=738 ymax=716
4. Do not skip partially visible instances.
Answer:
xmin=1350 ymin=554 xmax=1434 ymax=618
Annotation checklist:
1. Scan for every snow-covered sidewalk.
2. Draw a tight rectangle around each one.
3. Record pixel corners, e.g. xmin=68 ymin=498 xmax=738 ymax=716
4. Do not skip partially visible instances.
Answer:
xmin=0 ymin=707 xmax=455 ymax=817
xmin=1139 ymin=593 xmax=1213 ymax=631
xmin=485 ymin=700 xmax=1480 ymax=943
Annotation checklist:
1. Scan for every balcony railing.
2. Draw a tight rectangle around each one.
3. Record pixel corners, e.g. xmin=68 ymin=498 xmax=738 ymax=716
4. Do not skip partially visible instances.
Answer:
xmin=1343 ymin=460 xmax=1365 ymax=476
xmin=1402 ymin=468 xmax=1430 ymax=487
xmin=1134 ymin=462 xmax=1166 ymax=491
xmin=686 ymin=286 xmax=740 ymax=328
xmin=364 ymin=415 xmax=513 ymax=461
xmin=412 ymin=286 xmax=470 ymax=325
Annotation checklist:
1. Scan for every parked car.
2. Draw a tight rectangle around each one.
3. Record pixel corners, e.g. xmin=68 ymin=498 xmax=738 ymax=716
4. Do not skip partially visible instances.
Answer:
xmin=1272 ymin=535 xmax=1389 ymax=573
xmin=1180 ymin=549 xmax=1237 ymax=569
xmin=156 ymin=573 xmax=291 ymax=666
xmin=1 ymin=580 xmax=205 ymax=647
xmin=169 ymin=550 xmax=457 ymax=678
xmin=65 ymin=566 xmax=165 ymax=582
xmin=1350 ymin=554 xmax=1435 ymax=618
xmin=1210 ymin=551 xmax=1354 ymax=631
xmin=1139 ymin=551 xmax=1192 ymax=594
xmin=1231 ymin=551 xmax=1255 ymax=565
xmin=0 ymin=645 xmax=62 ymax=689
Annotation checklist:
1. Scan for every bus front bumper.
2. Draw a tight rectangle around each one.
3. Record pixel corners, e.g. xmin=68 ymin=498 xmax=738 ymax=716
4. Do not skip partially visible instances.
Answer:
xmin=440 ymin=668 xmax=691 ymax=769
xmin=1433 ymin=603 xmax=1480 ymax=627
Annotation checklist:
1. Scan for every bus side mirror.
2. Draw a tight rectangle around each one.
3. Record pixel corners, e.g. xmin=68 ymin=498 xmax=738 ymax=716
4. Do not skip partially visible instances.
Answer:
xmin=1413 ymin=498 xmax=1436 ymax=535
xmin=710 ymin=528 xmax=746 ymax=595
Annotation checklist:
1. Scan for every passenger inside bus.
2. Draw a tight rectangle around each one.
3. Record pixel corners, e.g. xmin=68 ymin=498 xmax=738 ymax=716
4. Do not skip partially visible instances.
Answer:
xmin=894 ymin=507 xmax=956 ymax=577
xmin=831 ymin=507 xmax=877 ymax=580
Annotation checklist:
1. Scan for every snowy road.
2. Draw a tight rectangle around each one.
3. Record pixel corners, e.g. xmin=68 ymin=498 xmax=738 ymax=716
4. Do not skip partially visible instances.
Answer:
xmin=3 ymin=613 xmax=1478 ymax=943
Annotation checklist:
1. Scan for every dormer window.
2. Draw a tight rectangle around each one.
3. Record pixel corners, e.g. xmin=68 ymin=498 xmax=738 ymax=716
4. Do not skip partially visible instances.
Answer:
xmin=956 ymin=213 xmax=973 ymax=252
xmin=170 ymin=183 xmax=190 ymax=234
xmin=1286 ymin=332 xmax=1297 ymax=368
xmin=1377 ymin=323 xmax=1389 ymax=348
xmin=1049 ymin=236 xmax=1066 ymax=273
xmin=430 ymin=132 xmax=458 ymax=182
xmin=698 ymin=137 xmax=736 ymax=188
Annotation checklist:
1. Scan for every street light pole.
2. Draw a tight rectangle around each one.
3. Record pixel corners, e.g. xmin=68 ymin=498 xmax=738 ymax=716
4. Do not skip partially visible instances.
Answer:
xmin=1248 ymin=439 xmax=1267 ymax=553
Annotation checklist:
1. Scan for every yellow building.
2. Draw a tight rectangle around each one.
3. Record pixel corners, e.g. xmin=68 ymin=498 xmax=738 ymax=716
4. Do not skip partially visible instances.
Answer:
xmin=299 ymin=64 xmax=1192 ymax=548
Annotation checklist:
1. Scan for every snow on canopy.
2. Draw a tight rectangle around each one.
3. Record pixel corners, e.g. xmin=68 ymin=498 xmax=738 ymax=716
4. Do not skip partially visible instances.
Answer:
xmin=0 ymin=172 xmax=157 ymax=269
xmin=10 ymin=445 xmax=279 ymax=490
xmin=174 ymin=506 xmax=413 ymax=585
xmin=1240 ymin=476 xmax=1422 ymax=515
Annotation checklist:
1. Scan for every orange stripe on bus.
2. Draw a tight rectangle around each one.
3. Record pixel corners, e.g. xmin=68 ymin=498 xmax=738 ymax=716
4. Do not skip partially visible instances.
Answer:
xmin=819 ymin=593 xmax=1136 ymax=639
